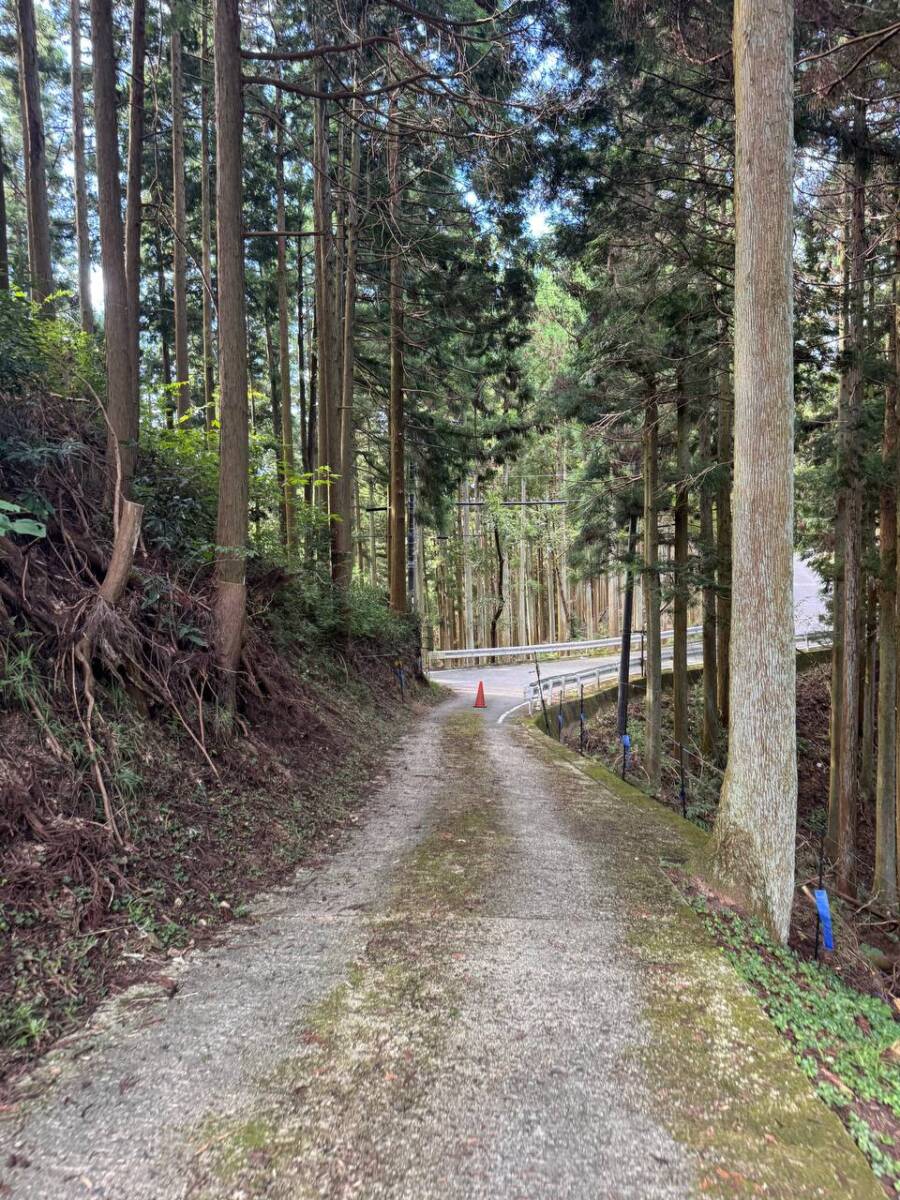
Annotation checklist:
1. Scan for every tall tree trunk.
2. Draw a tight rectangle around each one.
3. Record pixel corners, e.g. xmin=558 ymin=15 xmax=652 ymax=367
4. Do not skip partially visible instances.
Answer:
xmin=335 ymin=91 xmax=361 ymax=588
xmin=830 ymin=105 xmax=868 ymax=893
xmin=712 ymin=0 xmax=796 ymax=942
xmin=0 ymin=126 xmax=8 ymax=291
xmin=154 ymin=217 xmax=173 ymax=426
xmin=298 ymin=254 xmax=309 ymax=493
xmin=213 ymin=0 xmax=248 ymax=693
xmin=461 ymin=481 xmax=474 ymax=649
xmin=556 ymin=433 xmax=573 ymax=638
xmin=490 ymin=524 xmax=506 ymax=651
xmin=827 ymin=215 xmax=851 ymax=859
xmin=355 ymin=471 xmax=365 ymax=576
xmin=643 ymin=387 xmax=662 ymax=792
xmin=546 ymin=535 xmax=557 ymax=642
xmin=876 ymin=386 xmax=897 ymax=894
xmin=387 ymin=90 xmax=406 ymax=612
xmin=171 ymin=28 xmax=191 ymax=419
xmin=700 ymin=411 xmax=719 ymax=757
xmin=91 ymin=0 xmax=136 ymax=500
xmin=69 ymin=0 xmax=92 ymax=329
xmin=617 ymin=513 xmax=638 ymax=737
xmin=307 ymin=298 xmax=318 ymax=490
xmin=878 ymin=200 xmax=900 ymax=905
xmin=518 ymin=475 xmax=529 ymax=644
xmin=368 ymin=469 xmax=378 ymax=587
xmin=673 ymin=380 xmax=690 ymax=750
xmin=124 ymin=0 xmax=145 ymax=409
xmin=313 ymin=71 xmax=338 ymax=537
xmin=264 ymin=312 xmax=286 ymax=545
xmin=275 ymin=83 xmax=297 ymax=552
xmin=861 ymin=576 xmax=877 ymax=804
xmin=17 ymin=0 xmax=53 ymax=303
xmin=893 ymin=200 xmax=900 ymax=905
xmin=716 ymin=317 xmax=732 ymax=724
xmin=200 ymin=0 xmax=215 ymax=434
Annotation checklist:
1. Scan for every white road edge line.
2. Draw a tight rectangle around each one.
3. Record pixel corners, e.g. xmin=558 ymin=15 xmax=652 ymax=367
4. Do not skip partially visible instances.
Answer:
xmin=497 ymin=699 xmax=532 ymax=725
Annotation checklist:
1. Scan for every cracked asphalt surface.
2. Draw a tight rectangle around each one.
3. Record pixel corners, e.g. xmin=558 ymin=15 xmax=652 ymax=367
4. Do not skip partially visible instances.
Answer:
xmin=0 ymin=685 xmax=878 ymax=1200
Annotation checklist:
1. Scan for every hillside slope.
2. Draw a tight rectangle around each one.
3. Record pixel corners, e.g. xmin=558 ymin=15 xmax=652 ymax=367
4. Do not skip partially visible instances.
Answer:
xmin=0 ymin=324 xmax=429 ymax=1086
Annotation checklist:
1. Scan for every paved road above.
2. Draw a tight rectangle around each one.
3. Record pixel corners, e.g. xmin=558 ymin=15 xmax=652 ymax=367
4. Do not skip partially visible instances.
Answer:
xmin=435 ymin=555 xmax=827 ymax=721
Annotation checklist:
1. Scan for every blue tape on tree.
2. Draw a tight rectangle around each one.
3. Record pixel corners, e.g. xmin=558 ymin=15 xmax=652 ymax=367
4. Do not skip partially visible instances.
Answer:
xmin=814 ymin=888 xmax=834 ymax=951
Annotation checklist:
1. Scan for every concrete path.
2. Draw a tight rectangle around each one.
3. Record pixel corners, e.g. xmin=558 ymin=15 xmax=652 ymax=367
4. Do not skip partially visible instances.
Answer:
xmin=1 ymin=694 xmax=878 ymax=1200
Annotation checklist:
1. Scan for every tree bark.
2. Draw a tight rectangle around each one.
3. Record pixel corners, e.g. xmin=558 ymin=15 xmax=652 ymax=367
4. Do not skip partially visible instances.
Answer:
xmin=0 ymin=125 xmax=8 ymax=291
xmin=69 ymin=0 xmax=92 ymax=329
xmin=830 ymin=105 xmax=868 ymax=893
xmin=643 ymin=387 xmax=662 ymax=792
xmin=124 ymin=0 xmax=145 ymax=408
xmin=275 ymin=81 xmax=297 ymax=552
xmin=827 ymin=214 xmax=851 ymax=860
xmin=312 ymin=69 xmax=339 ymax=555
xmin=264 ymin=311 xmax=286 ymax=545
xmin=861 ymin=575 xmax=877 ymax=804
xmin=712 ymin=0 xmax=796 ymax=942
xmin=716 ymin=317 xmax=732 ymax=725
xmin=518 ymin=475 xmax=529 ymax=644
xmin=17 ymin=0 xmax=53 ymax=303
xmin=876 ymin=371 xmax=898 ymax=894
xmin=213 ymin=0 xmax=248 ymax=691
xmin=893 ymin=199 xmax=900 ymax=905
xmin=700 ymin=410 xmax=719 ymax=757
xmin=154 ymin=216 xmax=173 ymax=426
xmin=90 ymin=0 xmax=137 ymax=499
xmin=171 ymin=28 xmax=191 ymax=419
xmin=461 ymin=481 xmax=474 ymax=649
xmin=308 ymin=297 xmax=318 ymax=504
xmin=490 ymin=524 xmax=506 ymax=651
xmin=335 ymin=89 xmax=361 ymax=588
xmin=297 ymin=254 xmax=309 ymax=490
xmin=617 ymin=513 xmax=638 ymax=737
xmin=673 ymin=380 xmax=690 ymax=750
xmin=200 ymin=0 xmax=215 ymax=434
xmin=387 ymin=89 xmax=406 ymax=612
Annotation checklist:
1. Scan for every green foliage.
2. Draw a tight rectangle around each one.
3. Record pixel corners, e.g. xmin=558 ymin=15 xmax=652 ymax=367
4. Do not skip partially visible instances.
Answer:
xmin=0 ymin=290 xmax=101 ymax=394
xmin=695 ymin=901 xmax=900 ymax=1188
xmin=0 ymin=498 xmax=46 ymax=538
xmin=0 ymin=291 xmax=46 ymax=386
xmin=346 ymin=582 xmax=417 ymax=649
xmin=265 ymin=576 xmax=416 ymax=654
xmin=0 ymin=1000 xmax=49 ymax=1050
xmin=135 ymin=425 xmax=219 ymax=564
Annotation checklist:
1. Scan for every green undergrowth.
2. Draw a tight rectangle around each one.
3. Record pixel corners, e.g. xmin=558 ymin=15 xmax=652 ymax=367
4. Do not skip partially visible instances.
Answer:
xmin=694 ymin=898 xmax=900 ymax=1194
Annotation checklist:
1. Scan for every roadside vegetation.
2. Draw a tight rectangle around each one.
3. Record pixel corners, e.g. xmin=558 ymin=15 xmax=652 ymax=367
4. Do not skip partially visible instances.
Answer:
xmin=0 ymin=299 xmax=427 ymax=1086
xmin=692 ymin=898 xmax=900 ymax=1195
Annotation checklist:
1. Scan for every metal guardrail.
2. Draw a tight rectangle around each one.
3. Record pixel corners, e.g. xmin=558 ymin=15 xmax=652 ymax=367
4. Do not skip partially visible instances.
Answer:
xmin=429 ymin=625 xmax=702 ymax=666
xmin=524 ymin=628 xmax=831 ymax=714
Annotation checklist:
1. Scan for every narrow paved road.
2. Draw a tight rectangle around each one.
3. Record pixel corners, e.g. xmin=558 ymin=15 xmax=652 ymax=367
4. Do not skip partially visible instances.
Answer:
xmin=436 ymin=647 xmax=690 ymax=723
xmin=433 ymin=555 xmax=827 ymax=720
xmin=2 ymin=693 xmax=876 ymax=1199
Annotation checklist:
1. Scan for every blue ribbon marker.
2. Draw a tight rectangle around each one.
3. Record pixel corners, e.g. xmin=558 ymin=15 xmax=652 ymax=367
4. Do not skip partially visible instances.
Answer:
xmin=622 ymin=732 xmax=631 ymax=770
xmin=814 ymin=888 xmax=835 ymax=951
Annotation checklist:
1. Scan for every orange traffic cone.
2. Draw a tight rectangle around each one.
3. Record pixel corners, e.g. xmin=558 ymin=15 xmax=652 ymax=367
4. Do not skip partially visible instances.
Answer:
xmin=474 ymin=681 xmax=486 ymax=709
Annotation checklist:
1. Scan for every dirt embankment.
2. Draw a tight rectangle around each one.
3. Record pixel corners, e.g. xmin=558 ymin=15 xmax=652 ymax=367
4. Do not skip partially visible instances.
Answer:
xmin=0 ymin=389 xmax=430 ymax=1090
